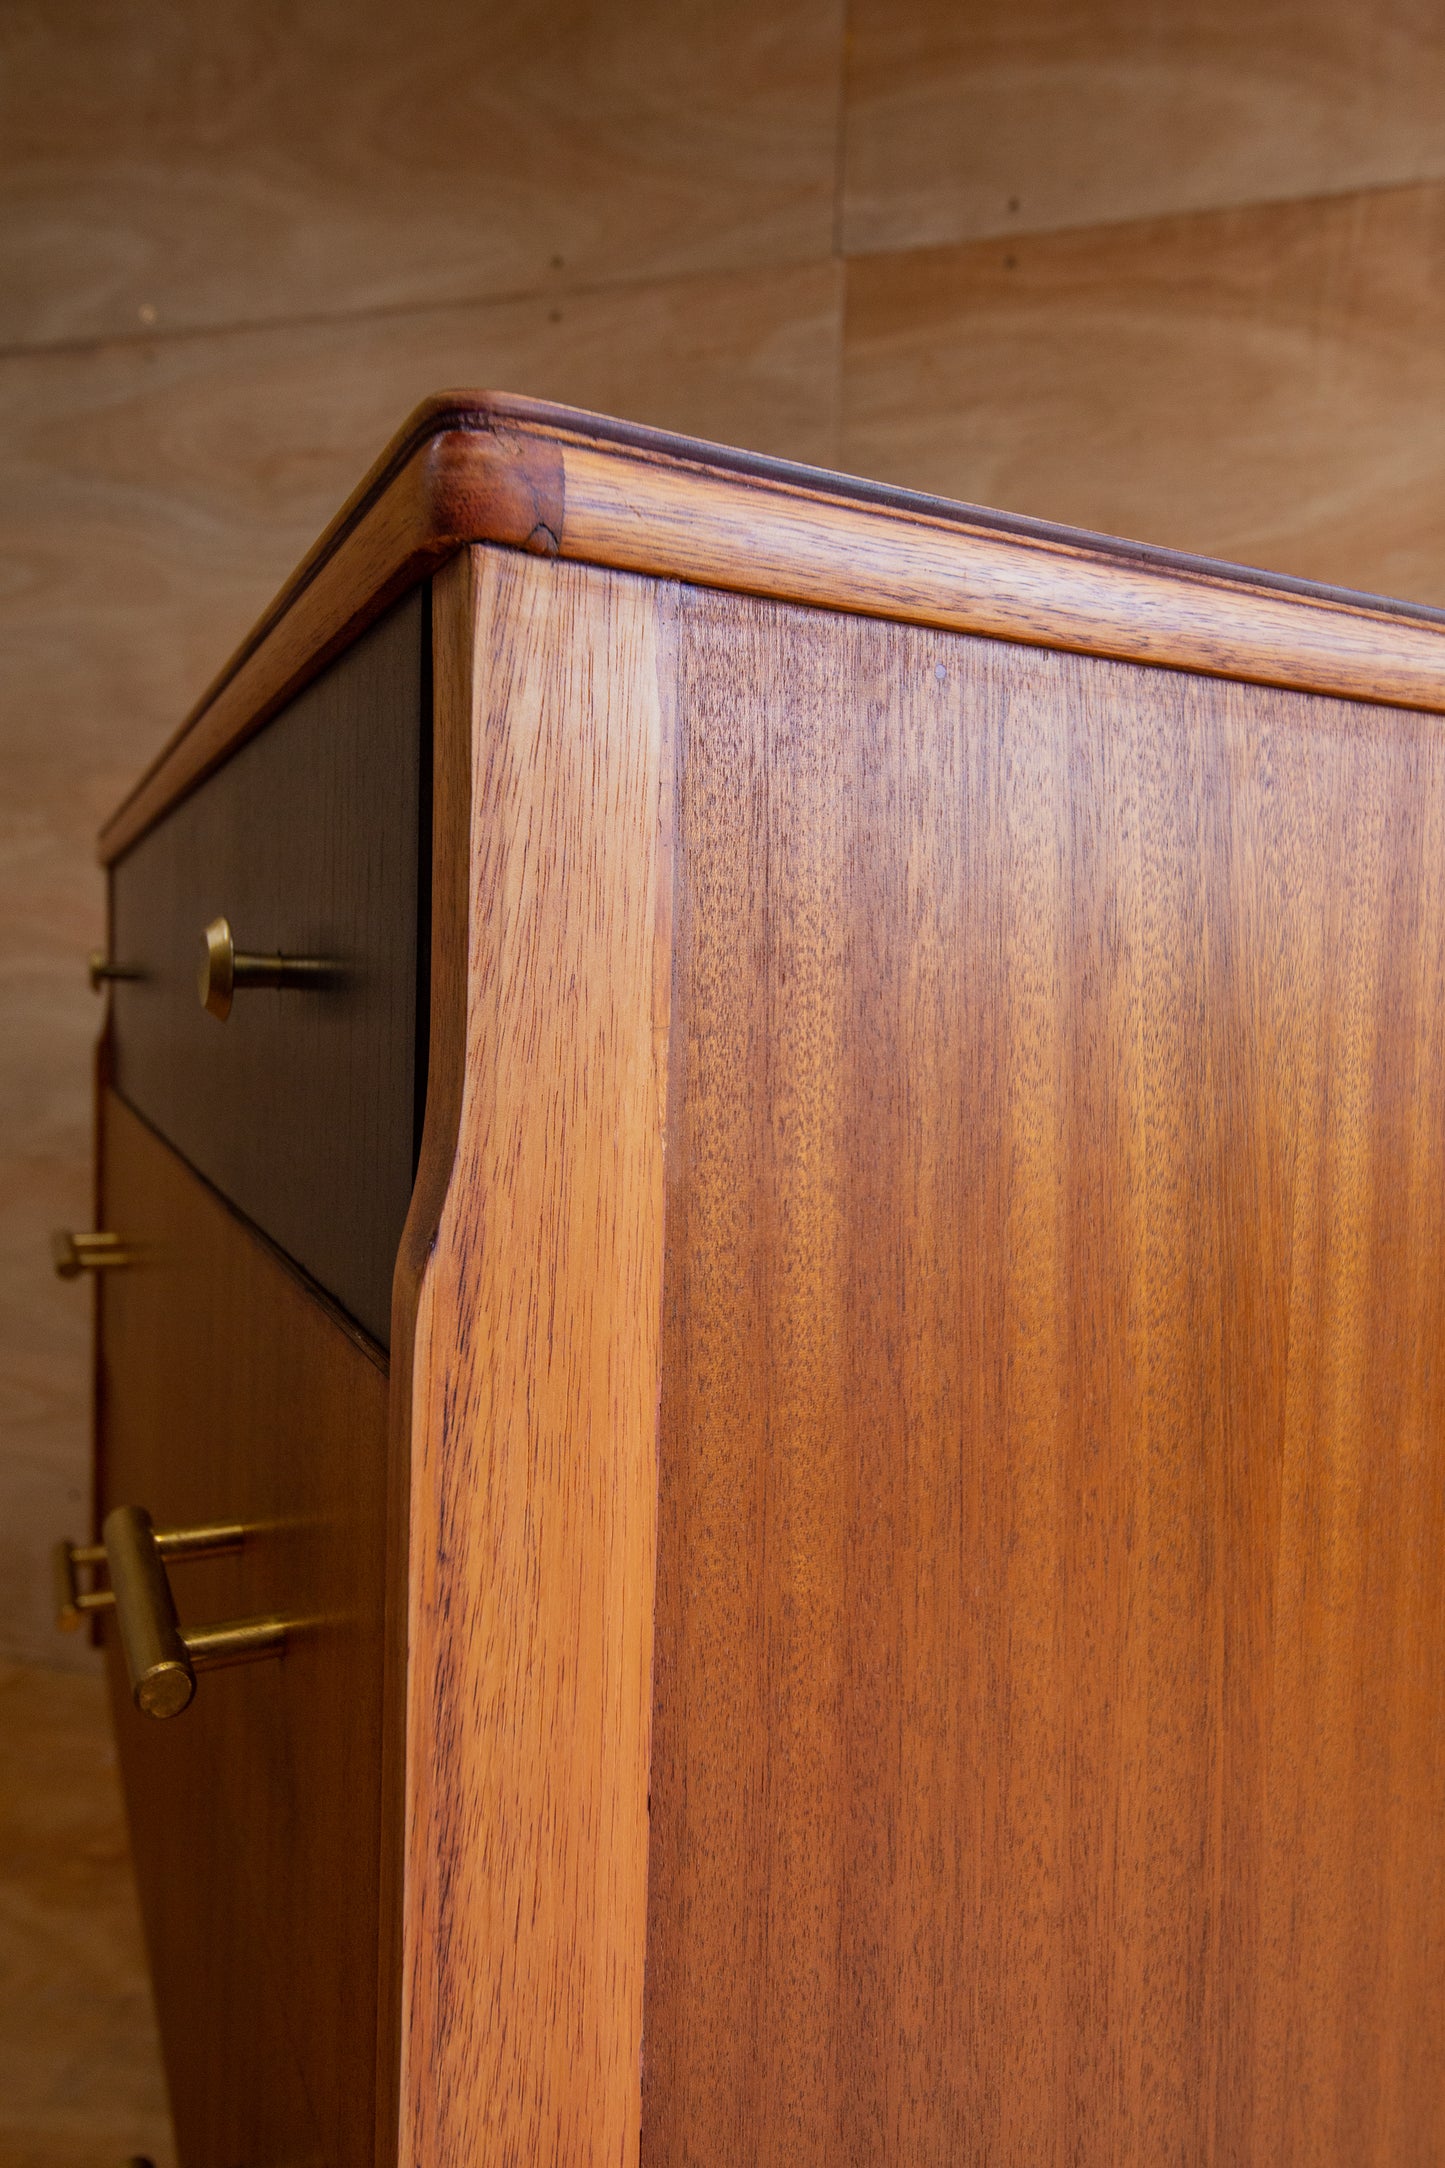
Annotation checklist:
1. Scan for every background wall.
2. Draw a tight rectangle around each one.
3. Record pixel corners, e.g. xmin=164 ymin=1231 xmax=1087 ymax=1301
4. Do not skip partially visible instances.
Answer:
xmin=5 ymin=0 xmax=1445 ymax=1667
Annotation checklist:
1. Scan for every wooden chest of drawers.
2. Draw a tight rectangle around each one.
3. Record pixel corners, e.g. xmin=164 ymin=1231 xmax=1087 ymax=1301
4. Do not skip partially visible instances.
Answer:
xmin=72 ymin=395 xmax=1445 ymax=2166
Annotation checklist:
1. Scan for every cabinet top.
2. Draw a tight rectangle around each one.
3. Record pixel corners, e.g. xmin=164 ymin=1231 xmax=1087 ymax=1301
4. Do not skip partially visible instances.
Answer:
xmin=101 ymin=389 xmax=1445 ymax=861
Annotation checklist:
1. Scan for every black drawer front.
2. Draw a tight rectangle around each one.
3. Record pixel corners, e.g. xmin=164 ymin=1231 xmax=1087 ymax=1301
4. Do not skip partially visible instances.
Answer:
xmin=109 ymin=588 xmax=427 ymax=1346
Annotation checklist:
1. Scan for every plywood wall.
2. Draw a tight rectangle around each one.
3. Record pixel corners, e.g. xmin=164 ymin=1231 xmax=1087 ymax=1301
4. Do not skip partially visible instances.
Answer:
xmin=4 ymin=0 xmax=1444 ymax=1665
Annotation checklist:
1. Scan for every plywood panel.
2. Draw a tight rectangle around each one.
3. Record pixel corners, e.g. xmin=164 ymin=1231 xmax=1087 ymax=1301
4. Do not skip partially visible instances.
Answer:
xmin=0 ymin=258 xmax=839 ymax=1663
xmin=842 ymin=0 xmax=1445 ymax=255
xmin=0 ymin=0 xmax=842 ymax=348
xmin=842 ymin=183 xmax=1445 ymax=606
xmin=644 ymin=590 xmax=1445 ymax=2163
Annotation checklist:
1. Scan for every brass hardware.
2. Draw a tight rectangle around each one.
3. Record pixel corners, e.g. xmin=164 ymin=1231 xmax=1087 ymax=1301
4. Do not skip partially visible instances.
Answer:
xmin=56 ymin=1509 xmax=285 ymax=1718
xmin=55 ymin=1519 xmax=244 ymax=1633
xmin=54 ymin=1538 xmax=112 ymax=1629
xmin=104 ymin=1506 xmax=285 ymax=1718
xmin=88 ymin=950 xmax=143 ymax=991
xmin=51 ymin=1229 xmax=132 ymax=1278
xmin=198 ymin=914 xmax=332 ymax=1020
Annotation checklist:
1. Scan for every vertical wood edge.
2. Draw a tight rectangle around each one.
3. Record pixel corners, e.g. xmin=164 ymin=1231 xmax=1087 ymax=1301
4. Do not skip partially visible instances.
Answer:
xmin=398 ymin=549 xmax=673 ymax=2165
xmin=376 ymin=551 xmax=480 ymax=2168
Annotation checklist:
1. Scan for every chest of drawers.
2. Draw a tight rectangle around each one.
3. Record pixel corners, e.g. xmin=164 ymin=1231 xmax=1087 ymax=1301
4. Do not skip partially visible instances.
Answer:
xmin=73 ymin=395 xmax=1445 ymax=2166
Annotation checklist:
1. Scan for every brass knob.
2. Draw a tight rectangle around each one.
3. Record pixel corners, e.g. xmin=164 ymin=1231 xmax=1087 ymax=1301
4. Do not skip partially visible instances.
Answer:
xmin=56 ymin=1509 xmax=286 ymax=1718
xmin=52 ymin=1230 xmax=131 ymax=1278
xmin=198 ymin=915 xmax=332 ymax=1021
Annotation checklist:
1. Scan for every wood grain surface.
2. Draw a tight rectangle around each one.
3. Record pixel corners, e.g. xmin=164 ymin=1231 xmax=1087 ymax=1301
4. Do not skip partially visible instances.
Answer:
xmin=643 ymin=591 xmax=1445 ymax=2163
xmin=844 ymin=181 xmax=1445 ymax=607
xmin=398 ymin=548 xmax=671 ymax=2167
xmin=0 ymin=0 xmax=841 ymax=348
xmin=371 ymin=551 xmax=476 ymax=2167
xmin=96 ymin=389 xmax=1445 ymax=864
xmin=842 ymin=0 xmax=1445 ymax=254
xmin=97 ymin=1091 xmax=395 ymax=2168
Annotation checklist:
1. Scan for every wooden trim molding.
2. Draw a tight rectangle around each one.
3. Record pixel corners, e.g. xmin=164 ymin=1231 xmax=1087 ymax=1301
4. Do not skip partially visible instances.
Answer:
xmin=396 ymin=548 xmax=671 ymax=2166
xmin=99 ymin=390 xmax=1445 ymax=862
xmin=373 ymin=554 xmax=474 ymax=2168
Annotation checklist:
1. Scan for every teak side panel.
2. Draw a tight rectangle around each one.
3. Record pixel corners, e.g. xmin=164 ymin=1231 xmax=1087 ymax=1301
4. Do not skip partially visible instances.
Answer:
xmin=399 ymin=549 xmax=671 ymax=2166
xmin=97 ymin=1093 xmax=393 ymax=2168
xmin=644 ymin=595 xmax=1445 ymax=2164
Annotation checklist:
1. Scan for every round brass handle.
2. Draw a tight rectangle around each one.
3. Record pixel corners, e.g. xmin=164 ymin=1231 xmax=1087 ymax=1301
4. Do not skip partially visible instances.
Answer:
xmin=198 ymin=915 xmax=333 ymax=1021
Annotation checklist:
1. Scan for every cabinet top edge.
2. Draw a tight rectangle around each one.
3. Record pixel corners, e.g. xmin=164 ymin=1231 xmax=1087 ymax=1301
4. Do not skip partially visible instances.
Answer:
xmin=247 ymin=387 xmax=1445 ymax=619
xmin=100 ymin=388 xmax=1445 ymax=862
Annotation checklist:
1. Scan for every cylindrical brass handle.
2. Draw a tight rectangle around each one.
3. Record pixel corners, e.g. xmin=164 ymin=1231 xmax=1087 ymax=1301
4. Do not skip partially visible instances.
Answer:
xmin=199 ymin=915 xmax=332 ymax=1020
xmin=52 ymin=1230 xmax=131 ymax=1278
xmin=57 ymin=1508 xmax=287 ymax=1718
xmin=106 ymin=1505 xmax=194 ymax=1718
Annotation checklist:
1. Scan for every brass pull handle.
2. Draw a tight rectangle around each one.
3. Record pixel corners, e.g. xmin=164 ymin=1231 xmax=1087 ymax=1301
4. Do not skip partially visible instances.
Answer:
xmin=56 ymin=1509 xmax=287 ymax=1719
xmin=199 ymin=915 xmax=332 ymax=1020
xmin=52 ymin=1229 xmax=131 ymax=1278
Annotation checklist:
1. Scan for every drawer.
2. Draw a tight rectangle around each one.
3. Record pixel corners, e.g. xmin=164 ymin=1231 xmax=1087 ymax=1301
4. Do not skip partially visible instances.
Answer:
xmin=97 ymin=1089 xmax=392 ymax=2165
xmin=108 ymin=588 xmax=427 ymax=1346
